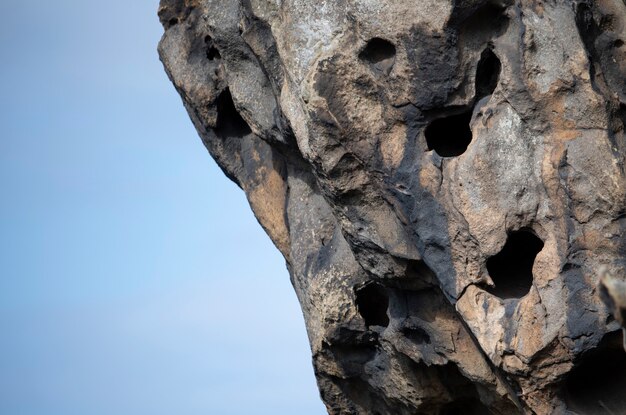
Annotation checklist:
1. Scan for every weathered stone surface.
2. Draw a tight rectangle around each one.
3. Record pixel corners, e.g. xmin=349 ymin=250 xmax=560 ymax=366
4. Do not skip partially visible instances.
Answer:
xmin=158 ymin=1 xmax=626 ymax=413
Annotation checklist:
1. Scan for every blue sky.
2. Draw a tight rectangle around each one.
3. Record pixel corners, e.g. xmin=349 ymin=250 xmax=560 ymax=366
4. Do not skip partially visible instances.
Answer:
xmin=0 ymin=1 xmax=324 ymax=414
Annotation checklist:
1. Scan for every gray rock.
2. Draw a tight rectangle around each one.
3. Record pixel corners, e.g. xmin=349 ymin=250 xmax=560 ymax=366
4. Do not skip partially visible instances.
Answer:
xmin=158 ymin=0 xmax=626 ymax=413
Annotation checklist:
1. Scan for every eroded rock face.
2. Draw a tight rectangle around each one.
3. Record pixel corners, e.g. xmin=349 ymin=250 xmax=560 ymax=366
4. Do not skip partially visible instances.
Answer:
xmin=158 ymin=1 xmax=626 ymax=413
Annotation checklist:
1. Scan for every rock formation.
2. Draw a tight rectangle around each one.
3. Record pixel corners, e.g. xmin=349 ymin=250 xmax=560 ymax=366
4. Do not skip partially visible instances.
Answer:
xmin=157 ymin=0 xmax=626 ymax=413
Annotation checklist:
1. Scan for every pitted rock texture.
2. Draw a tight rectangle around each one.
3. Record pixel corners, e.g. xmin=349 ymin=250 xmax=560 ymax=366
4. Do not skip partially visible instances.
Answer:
xmin=158 ymin=1 xmax=626 ymax=413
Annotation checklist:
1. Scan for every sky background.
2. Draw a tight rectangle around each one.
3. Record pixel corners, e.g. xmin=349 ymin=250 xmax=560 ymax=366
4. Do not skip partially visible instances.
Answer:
xmin=0 ymin=1 xmax=324 ymax=414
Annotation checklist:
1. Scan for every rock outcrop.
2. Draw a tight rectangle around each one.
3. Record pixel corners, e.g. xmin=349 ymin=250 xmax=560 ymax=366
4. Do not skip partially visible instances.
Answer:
xmin=158 ymin=1 xmax=626 ymax=413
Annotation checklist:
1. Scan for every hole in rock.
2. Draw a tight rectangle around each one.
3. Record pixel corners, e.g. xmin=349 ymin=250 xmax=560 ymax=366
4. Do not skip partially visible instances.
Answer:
xmin=355 ymin=282 xmax=389 ymax=328
xmin=207 ymin=45 xmax=221 ymax=60
xmin=401 ymin=326 xmax=431 ymax=345
xmin=168 ymin=17 xmax=179 ymax=27
xmin=615 ymin=39 xmax=624 ymax=48
xmin=439 ymin=398 xmax=491 ymax=415
xmin=423 ymin=48 xmax=500 ymax=158
xmin=575 ymin=3 xmax=596 ymax=40
xmin=359 ymin=38 xmax=396 ymax=75
xmin=475 ymin=48 xmax=501 ymax=100
xmin=205 ymin=35 xmax=221 ymax=61
xmin=485 ymin=229 xmax=544 ymax=299
xmin=619 ymin=103 xmax=626 ymax=131
xmin=425 ymin=110 xmax=473 ymax=157
xmin=563 ymin=331 xmax=626 ymax=414
xmin=215 ymin=88 xmax=252 ymax=139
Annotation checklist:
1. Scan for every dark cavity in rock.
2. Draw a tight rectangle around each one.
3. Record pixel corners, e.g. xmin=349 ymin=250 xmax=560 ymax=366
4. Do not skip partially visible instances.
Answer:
xmin=205 ymin=35 xmax=221 ymax=61
xmin=355 ymin=282 xmax=390 ymax=328
xmin=485 ymin=229 xmax=544 ymax=299
xmin=424 ymin=48 xmax=501 ymax=158
xmin=425 ymin=110 xmax=473 ymax=157
xmin=619 ymin=103 xmax=626 ymax=131
xmin=562 ymin=331 xmax=626 ymax=414
xmin=215 ymin=88 xmax=251 ymax=139
xmin=401 ymin=326 xmax=431 ymax=345
xmin=359 ymin=38 xmax=396 ymax=75
xmin=475 ymin=48 xmax=501 ymax=100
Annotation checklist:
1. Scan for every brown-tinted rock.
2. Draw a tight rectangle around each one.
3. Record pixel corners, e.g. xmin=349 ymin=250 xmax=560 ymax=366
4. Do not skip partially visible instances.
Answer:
xmin=158 ymin=1 xmax=626 ymax=413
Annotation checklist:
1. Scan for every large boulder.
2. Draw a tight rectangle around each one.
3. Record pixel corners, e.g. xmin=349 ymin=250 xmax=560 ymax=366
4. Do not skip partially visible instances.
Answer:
xmin=158 ymin=1 xmax=626 ymax=413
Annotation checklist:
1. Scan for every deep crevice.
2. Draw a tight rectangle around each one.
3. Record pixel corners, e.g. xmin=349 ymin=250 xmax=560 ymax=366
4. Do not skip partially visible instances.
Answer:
xmin=215 ymin=88 xmax=252 ymax=139
xmin=355 ymin=282 xmax=390 ymax=328
xmin=359 ymin=38 xmax=396 ymax=75
xmin=563 ymin=331 xmax=626 ymax=414
xmin=475 ymin=48 xmax=501 ymax=100
xmin=618 ymin=103 xmax=626 ymax=131
xmin=484 ymin=229 xmax=544 ymax=299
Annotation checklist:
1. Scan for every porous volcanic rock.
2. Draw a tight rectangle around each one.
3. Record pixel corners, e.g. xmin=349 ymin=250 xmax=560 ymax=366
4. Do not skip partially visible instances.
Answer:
xmin=158 ymin=1 xmax=626 ymax=413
